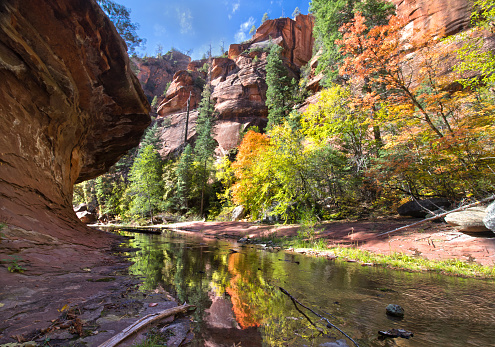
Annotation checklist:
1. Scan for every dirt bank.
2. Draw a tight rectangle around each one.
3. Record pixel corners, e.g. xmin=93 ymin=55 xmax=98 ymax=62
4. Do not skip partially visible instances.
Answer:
xmin=164 ymin=218 xmax=495 ymax=266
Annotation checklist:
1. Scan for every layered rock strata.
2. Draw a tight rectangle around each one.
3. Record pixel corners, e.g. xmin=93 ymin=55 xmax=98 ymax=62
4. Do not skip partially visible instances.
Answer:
xmin=0 ymin=0 xmax=150 ymax=241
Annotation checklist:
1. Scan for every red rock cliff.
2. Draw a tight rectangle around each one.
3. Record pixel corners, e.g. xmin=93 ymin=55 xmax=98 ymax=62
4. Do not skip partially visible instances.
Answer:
xmin=157 ymin=14 xmax=314 ymax=157
xmin=0 ymin=0 xmax=150 ymax=241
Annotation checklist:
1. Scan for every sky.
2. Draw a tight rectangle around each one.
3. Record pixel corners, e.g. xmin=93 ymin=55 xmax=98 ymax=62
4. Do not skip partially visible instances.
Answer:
xmin=117 ymin=0 xmax=311 ymax=60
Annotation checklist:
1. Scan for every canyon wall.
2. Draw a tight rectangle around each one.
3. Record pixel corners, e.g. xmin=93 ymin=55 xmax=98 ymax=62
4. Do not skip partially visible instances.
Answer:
xmin=156 ymin=14 xmax=315 ymax=157
xmin=0 ymin=0 xmax=150 ymax=241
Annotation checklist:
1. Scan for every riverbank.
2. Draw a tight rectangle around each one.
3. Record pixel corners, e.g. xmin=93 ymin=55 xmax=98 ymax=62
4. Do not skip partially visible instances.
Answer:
xmin=0 ymin=224 xmax=193 ymax=346
xmin=159 ymin=217 xmax=495 ymax=277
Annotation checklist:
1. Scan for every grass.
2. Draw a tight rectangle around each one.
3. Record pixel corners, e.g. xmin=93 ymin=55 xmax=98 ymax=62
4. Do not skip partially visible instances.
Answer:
xmin=248 ymin=233 xmax=495 ymax=279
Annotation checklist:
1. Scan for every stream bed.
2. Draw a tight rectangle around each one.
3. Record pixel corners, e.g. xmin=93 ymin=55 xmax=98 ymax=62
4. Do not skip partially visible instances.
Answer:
xmin=120 ymin=229 xmax=495 ymax=346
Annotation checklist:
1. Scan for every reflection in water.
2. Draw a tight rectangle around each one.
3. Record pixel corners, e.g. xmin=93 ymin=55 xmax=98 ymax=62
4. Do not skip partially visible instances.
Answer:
xmin=122 ymin=230 xmax=495 ymax=346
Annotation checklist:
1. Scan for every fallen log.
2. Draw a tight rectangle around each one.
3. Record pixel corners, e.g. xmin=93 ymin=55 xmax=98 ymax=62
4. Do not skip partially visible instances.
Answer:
xmin=98 ymin=303 xmax=195 ymax=347
xmin=377 ymin=195 xmax=495 ymax=237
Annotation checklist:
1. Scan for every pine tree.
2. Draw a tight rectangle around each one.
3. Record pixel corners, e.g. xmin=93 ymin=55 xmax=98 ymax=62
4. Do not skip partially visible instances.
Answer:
xmin=261 ymin=12 xmax=269 ymax=23
xmin=176 ymin=144 xmax=193 ymax=210
xmin=194 ymin=85 xmax=216 ymax=216
xmin=128 ymin=144 xmax=163 ymax=223
xmin=265 ymin=44 xmax=295 ymax=129
xmin=292 ymin=7 xmax=301 ymax=19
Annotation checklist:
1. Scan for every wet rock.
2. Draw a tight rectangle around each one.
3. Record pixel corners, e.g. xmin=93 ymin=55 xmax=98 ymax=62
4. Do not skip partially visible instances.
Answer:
xmin=231 ymin=205 xmax=246 ymax=221
xmin=483 ymin=201 xmax=495 ymax=232
xmin=386 ymin=304 xmax=405 ymax=317
xmin=160 ymin=319 xmax=191 ymax=347
xmin=397 ymin=198 xmax=451 ymax=218
xmin=445 ymin=207 xmax=489 ymax=232
xmin=379 ymin=328 xmax=414 ymax=339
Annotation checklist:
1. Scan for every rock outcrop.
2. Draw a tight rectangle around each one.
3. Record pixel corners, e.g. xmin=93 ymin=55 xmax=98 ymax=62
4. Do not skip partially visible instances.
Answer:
xmin=156 ymin=14 xmax=315 ymax=156
xmin=392 ymin=0 xmax=472 ymax=38
xmin=0 ymin=0 xmax=150 ymax=242
xmin=133 ymin=50 xmax=191 ymax=105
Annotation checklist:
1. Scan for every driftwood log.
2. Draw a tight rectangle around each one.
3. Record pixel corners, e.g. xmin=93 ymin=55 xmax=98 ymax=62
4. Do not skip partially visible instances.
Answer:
xmin=98 ymin=303 xmax=195 ymax=347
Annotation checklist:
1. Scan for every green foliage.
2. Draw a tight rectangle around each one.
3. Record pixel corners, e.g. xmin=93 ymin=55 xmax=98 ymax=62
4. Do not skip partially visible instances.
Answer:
xmin=249 ymin=24 xmax=256 ymax=36
xmin=199 ymin=63 xmax=209 ymax=74
xmin=2 ymin=255 xmax=26 ymax=273
xmin=453 ymin=0 xmax=495 ymax=88
xmin=175 ymin=144 xmax=194 ymax=210
xmin=266 ymin=45 xmax=297 ymax=129
xmin=292 ymin=7 xmax=301 ymax=19
xmin=164 ymin=81 xmax=172 ymax=95
xmin=96 ymin=0 xmax=145 ymax=54
xmin=128 ymin=145 xmax=164 ymax=222
xmin=261 ymin=12 xmax=269 ymax=23
xmin=151 ymin=95 xmax=158 ymax=107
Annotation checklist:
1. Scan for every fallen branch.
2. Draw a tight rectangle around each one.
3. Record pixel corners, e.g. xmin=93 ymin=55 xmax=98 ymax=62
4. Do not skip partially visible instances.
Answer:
xmin=98 ymin=303 xmax=195 ymax=347
xmin=377 ymin=195 xmax=495 ymax=237
xmin=279 ymin=287 xmax=361 ymax=347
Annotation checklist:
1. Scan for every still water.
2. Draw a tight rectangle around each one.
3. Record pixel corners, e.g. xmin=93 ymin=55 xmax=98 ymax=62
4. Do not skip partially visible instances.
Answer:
xmin=121 ymin=230 xmax=495 ymax=346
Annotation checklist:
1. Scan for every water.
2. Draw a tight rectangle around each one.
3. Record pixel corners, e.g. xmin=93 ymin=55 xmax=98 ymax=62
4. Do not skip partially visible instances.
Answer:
xmin=120 ymin=230 xmax=495 ymax=346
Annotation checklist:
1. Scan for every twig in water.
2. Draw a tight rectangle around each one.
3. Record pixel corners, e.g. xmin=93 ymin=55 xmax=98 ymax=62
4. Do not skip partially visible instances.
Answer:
xmin=279 ymin=287 xmax=361 ymax=347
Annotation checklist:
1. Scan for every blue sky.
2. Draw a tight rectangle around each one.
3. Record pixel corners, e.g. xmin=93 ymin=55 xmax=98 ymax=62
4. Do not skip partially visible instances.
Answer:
xmin=117 ymin=0 xmax=311 ymax=60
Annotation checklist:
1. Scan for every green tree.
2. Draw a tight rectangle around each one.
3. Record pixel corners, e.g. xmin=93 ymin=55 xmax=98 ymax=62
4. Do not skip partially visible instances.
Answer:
xmin=454 ymin=0 xmax=495 ymax=88
xmin=292 ymin=7 xmax=301 ymax=19
xmin=265 ymin=45 xmax=296 ymax=129
xmin=194 ymin=85 xmax=217 ymax=216
xmin=249 ymin=24 xmax=256 ymax=36
xmin=175 ymin=144 xmax=194 ymax=210
xmin=128 ymin=145 xmax=164 ymax=223
xmin=262 ymin=12 xmax=269 ymax=23
xmin=96 ymin=0 xmax=145 ymax=54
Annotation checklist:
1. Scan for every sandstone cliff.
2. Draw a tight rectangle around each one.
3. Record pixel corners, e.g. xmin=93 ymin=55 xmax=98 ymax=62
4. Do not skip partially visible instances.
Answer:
xmin=157 ymin=14 xmax=315 ymax=157
xmin=0 ymin=0 xmax=150 ymax=242
xmin=133 ymin=50 xmax=191 ymax=107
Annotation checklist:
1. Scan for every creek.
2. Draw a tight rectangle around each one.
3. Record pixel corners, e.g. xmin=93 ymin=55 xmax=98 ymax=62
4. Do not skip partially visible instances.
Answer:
xmin=120 ymin=229 xmax=495 ymax=346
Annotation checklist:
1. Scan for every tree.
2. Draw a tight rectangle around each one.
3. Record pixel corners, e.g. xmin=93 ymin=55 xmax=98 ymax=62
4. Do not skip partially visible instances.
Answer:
xmin=128 ymin=145 xmax=163 ymax=223
xmin=265 ymin=45 xmax=296 ymax=129
xmin=454 ymin=0 xmax=495 ymax=88
xmin=292 ymin=7 xmax=301 ymax=19
xmin=261 ymin=12 xmax=269 ymax=23
xmin=96 ymin=0 xmax=145 ymax=54
xmin=309 ymin=0 xmax=394 ymax=79
xmin=249 ymin=24 xmax=256 ymax=36
xmin=194 ymin=85 xmax=217 ymax=216
xmin=338 ymin=12 xmax=495 ymax=200
xmin=175 ymin=144 xmax=194 ymax=210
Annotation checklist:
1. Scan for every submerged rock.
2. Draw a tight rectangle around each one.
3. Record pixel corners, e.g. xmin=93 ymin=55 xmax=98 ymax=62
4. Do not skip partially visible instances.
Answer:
xmin=379 ymin=328 xmax=414 ymax=339
xmin=386 ymin=304 xmax=405 ymax=317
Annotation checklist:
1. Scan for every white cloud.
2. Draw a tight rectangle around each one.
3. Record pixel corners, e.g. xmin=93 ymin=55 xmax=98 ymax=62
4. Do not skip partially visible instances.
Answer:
xmin=232 ymin=0 xmax=240 ymax=14
xmin=235 ymin=16 xmax=255 ymax=42
xmin=177 ymin=8 xmax=194 ymax=35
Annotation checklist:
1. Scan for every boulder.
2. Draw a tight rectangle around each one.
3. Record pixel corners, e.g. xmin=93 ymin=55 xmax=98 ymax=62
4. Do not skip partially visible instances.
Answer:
xmin=483 ymin=201 xmax=495 ymax=232
xmin=0 ymin=0 xmax=150 ymax=242
xmin=445 ymin=207 xmax=489 ymax=232
xmin=76 ymin=211 xmax=97 ymax=225
xmin=397 ymin=198 xmax=451 ymax=218
xmin=231 ymin=206 xmax=246 ymax=221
